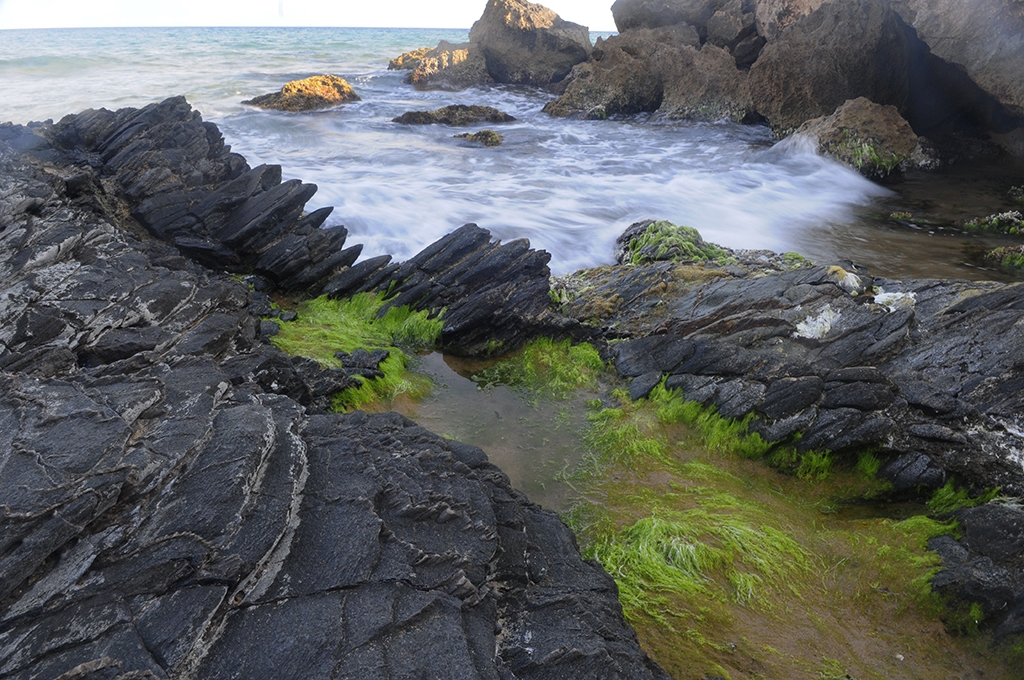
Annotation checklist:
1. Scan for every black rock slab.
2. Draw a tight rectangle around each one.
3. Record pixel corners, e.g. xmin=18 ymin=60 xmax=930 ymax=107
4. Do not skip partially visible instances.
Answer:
xmin=0 ymin=118 xmax=669 ymax=679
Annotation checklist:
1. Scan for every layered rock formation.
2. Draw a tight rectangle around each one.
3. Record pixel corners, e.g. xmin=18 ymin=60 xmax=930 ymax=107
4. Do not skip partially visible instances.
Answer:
xmin=7 ymin=97 xmax=554 ymax=358
xmin=558 ymin=221 xmax=1024 ymax=497
xmin=546 ymin=0 xmax=1024 ymax=164
xmin=0 ymin=107 xmax=668 ymax=678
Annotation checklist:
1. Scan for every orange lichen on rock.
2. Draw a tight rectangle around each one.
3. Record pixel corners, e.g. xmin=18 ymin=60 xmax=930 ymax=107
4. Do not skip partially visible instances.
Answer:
xmin=243 ymin=74 xmax=361 ymax=112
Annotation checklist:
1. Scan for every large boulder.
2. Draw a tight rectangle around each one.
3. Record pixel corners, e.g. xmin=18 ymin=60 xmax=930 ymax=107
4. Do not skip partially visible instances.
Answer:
xmin=892 ymin=0 xmax=1024 ymax=120
xmin=242 ymin=75 xmax=360 ymax=112
xmin=611 ymin=0 xmax=732 ymax=33
xmin=753 ymin=0 xmax=825 ymax=40
xmin=544 ymin=27 xmax=754 ymax=122
xmin=389 ymin=41 xmax=493 ymax=90
xmin=794 ymin=97 xmax=925 ymax=180
xmin=469 ymin=0 xmax=592 ymax=85
xmin=748 ymin=0 xmax=912 ymax=132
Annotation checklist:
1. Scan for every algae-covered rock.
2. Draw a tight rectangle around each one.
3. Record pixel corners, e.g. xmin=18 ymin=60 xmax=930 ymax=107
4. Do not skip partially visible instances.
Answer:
xmin=616 ymin=219 xmax=734 ymax=265
xmin=393 ymin=104 xmax=516 ymax=126
xmin=794 ymin=97 xmax=923 ymax=180
xmin=455 ymin=129 xmax=504 ymax=146
xmin=984 ymin=245 xmax=1024 ymax=270
xmin=963 ymin=210 xmax=1024 ymax=235
xmin=243 ymin=74 xmax=361 ymax=111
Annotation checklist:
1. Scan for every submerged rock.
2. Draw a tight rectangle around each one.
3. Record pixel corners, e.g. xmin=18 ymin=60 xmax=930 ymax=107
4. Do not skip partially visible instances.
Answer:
xmin=242 ymin=74 xmax=361 ymax=111
xmin=984 ymin=245 xmax=1024 ymax=271
xmin=454 ymin=129 xmax=504 ymax=146
xmin=393 ymin=104 xmax=516 ymax=126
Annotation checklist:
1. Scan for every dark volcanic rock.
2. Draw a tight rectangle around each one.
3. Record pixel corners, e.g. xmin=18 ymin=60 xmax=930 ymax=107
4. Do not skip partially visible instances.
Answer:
xmin=365 ymin=223 xmax=574 ymax=356
xmin=0 ymin=115 xmax=669 ymax=679
xmin=561 ymin=226 xmax=1024 ymax=497
xmin=7 ymin=96 xmax=557 ymax=358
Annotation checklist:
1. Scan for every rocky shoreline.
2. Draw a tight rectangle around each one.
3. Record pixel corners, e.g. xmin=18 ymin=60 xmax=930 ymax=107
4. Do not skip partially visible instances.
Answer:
xmin=2 ymin=92 xmax=1024 ymax=675
xmin=396 ymin=0 xmax=1024 ymax=177
xmin=2 ymin=0 xmax=1024 ymax=671
xmin=0 ymin=102 xmax=665 ymax=679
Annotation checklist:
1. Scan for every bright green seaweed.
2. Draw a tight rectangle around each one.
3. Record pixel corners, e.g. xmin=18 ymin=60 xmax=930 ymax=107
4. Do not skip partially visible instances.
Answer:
xmin=269 ymin=292 xmax=443 ymax=410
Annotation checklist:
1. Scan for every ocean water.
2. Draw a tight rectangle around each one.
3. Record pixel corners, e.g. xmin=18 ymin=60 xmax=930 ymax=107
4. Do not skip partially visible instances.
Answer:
xmin=0 ymin=26 xmax=1014 ymax=278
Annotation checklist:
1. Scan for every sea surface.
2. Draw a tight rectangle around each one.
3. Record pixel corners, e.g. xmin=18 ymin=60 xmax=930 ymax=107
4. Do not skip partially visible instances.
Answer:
xmin=1 ymin=26 xmax=1020 ymax=279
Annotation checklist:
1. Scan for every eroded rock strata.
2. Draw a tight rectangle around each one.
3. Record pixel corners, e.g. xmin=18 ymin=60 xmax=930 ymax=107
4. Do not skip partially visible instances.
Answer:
xmin=559 ymin=223 xmax=1024 ymax=637
xmin=0 ymin=112 xmax=668 ymax=677
xmin=562 ymin=225 xmax=1024 ymax=496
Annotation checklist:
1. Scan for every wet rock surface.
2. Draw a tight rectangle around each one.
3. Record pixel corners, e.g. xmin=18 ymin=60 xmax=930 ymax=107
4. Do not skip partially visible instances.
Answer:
xmin=392 ymin=104 xmax=516 ymax=126
xmin=0 ymin=116 xmax=669 ymax=677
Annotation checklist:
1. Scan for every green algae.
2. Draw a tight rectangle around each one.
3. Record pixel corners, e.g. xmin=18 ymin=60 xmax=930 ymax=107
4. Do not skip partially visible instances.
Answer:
xmin=962 ymin=210 xmax=1023 ymax=236
xmin=927 ymin=479 xmax=1000 ymax=515
xmin=985 ymin=245 xmax=1024 ymax=271
xmin=555 ymin=378 xmax=1012 ymax=678
xmin=472 ymin=338 xmax=605 ymax=400
xmin=626 ymin=221 xmax=735 ymax=266
xmin=269 ymin=292 xmax=442 ymax=410
xmin=420 ymin=337 xmax=1013 ymax=678
xmin=823 ymin=129 xmax=905 ymax=179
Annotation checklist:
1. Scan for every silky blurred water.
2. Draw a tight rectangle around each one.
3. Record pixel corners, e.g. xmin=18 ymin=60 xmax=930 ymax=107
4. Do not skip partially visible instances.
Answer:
xmin=1 ymin=26 xmax=1019 ymax=278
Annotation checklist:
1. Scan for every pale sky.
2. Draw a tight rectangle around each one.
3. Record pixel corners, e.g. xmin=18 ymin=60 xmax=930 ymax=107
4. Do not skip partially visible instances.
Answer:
xmin=0 ymin=0 xmax=618 ymax=31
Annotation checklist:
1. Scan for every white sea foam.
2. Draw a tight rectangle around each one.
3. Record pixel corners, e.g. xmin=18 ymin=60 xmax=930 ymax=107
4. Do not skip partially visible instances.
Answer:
xmin=0 ymin=26 xmax=970 ymax=277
